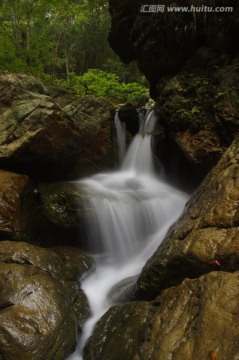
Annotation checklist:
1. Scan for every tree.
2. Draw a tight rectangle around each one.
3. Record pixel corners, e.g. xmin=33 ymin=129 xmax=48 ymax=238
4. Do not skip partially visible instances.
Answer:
xmin=0 ymin=0 xmax=148 ymax=103
xmin=57 ymin=69 xmax=148 ymax=104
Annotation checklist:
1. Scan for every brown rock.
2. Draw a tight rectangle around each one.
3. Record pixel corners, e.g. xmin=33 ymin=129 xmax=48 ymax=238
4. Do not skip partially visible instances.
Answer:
xmin=0 ymin=263 xmax=77 ymax=360
xmin=0 ymin=241 xmax=93 ymax=360
xmin=135 ymin=136 xmax=239 ymax=298
xmin=0 ymin=170 xmax=38 ymax=242
xmin=84 ymin=301 xmax=153 ymax=360
xmin=84 ymin=271 xmax=239 ymax=360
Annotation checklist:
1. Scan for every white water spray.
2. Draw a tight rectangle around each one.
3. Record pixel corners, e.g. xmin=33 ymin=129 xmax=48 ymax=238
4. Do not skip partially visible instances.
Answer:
xmin=114 ymin=111 xmax=126 ymax=162
xmin=66 ymin=110 xmax=189 ymax=360
xmin=122 ymin=110 xmax=157 ymax=174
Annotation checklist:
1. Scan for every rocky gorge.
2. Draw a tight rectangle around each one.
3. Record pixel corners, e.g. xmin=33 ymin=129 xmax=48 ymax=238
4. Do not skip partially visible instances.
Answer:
xmin=83 ymin=1 xmax=239 ymax=359
xmin=0 ymin=1 xmax=239 ymax=359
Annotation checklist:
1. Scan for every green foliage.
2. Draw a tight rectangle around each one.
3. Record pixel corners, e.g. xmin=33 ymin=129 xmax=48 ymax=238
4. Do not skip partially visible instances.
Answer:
xmin=0 ymin=0 xmax=147 ymax=104
xmin=55 ymin=69 xmax=148 ymax=104
xmin=176 ymin=105 xmax=201 ymax=122
xmin=191 ymin=106 xmax=201 ymax=115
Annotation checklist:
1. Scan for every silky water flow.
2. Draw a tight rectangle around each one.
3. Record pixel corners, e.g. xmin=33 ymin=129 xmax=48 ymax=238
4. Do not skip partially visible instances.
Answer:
xmin=67 ymin=110 xmax=189 ymax=359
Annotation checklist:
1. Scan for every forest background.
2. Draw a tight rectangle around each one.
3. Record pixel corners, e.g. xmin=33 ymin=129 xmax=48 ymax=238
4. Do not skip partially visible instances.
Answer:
xmin=0 ymin=0 xmax=148 ymax=104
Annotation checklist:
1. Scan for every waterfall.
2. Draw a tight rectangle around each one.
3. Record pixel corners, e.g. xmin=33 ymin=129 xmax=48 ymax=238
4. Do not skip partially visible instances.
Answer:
xmin=66 ymin=110 xmax=189 ymax=360
xmin=114 ymin=111 xmax=126 ymax=162
xmin=122 ymin=109 xmax=157 ymax=174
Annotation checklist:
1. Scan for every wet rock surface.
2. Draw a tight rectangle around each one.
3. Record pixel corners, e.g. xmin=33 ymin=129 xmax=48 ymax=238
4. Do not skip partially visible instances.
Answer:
xmin=135 ymin=136 xmax=239 ymax=298
xmin=0 ymin=170 xmax=38 ymax=242
xmin=0 ymin=241 xmax=93 ymax=360
xmin=84 ymin=301 xmax=153 ymax=360
xmin=84 ymin=271 xmax=239 ymax=360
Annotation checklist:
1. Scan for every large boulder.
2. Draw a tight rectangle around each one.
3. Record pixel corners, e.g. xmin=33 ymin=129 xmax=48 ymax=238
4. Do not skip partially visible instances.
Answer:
xmin=135 ymin=136 xmax=239 ymax=298
xmin=84 ymin=271 xmax=239 ymax=360
xmin=0 ymin=241 xmax=93 ymax=360
xmin=64 ymin=95 xmax=116 ymax=176
xmin=0 ymin=169 xmax=38 ymax=242
xmin=0 ymin=72 xmax=82 ymax=180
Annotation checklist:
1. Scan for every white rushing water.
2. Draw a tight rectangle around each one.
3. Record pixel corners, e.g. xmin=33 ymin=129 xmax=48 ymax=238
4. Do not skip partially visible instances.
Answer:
xmin=114 ymin=111 xmax=126 ymax=162
xmin=66 ymin=110 xmax=189 ymax=360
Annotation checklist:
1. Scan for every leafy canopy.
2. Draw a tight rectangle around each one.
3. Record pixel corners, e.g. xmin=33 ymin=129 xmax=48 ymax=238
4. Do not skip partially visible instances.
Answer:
xmin=0 ymin=0 xmax=148 ymax=104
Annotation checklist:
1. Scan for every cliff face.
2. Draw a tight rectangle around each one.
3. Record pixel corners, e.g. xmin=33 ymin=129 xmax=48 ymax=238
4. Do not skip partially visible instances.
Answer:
xmin=109 ymin=0 xmax=239 ymax=92
xmin=108 ymin=0 xmax=239 ymax=175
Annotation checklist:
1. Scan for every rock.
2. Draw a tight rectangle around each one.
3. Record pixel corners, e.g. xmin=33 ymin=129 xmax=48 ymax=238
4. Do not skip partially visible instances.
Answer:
xmin=0 ymin=169 xmax=38 ymax=242
xmin=0 ymin=73 xmax=121 ymax=180
xmin=64 ymin=95 xmax=116 ymax=176
xmin=0 ymin=72 xmax=48 ymax=94
xmin=118 ymin=103 xmax=140 ymax=135
xmin=135 ymin=136 xmax=239 ymax=298
xmin=46 ymin=83 xmax=76 ymax=108
xmin=0 ymin=241 xmax=93 ymax=360
xmin=107 ymin=275 xmax=138 ymax=304
xmin=84 ymin=271 xmax=239 ymax=360
xmin=0 ymin=72 xmax=82 ymax=180
xmin=154 ymin=58 xmax=239 ymax=175
xmin=84 ymin=301 xmax=153 ymax=360
xmin=38 ymin=182 xmax=92 ymax=229
xmin=109 ymin=0 xmax=239 ymax=94
xmin=37 ymin=181 xmax=96 ymax=247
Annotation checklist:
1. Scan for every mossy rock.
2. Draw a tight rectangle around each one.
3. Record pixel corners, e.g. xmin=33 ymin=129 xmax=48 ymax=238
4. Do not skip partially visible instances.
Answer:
xmin=38 ymin=182 xmax=94 ymax=229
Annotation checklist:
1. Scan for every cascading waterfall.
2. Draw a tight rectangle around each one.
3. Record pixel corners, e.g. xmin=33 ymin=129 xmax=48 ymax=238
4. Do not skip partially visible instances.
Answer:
xmin=114 ymin=111 xmax=126 ymax=162
xmin=122 ymin=110 xmax=157 ymax=174
xmin=66 ymin=110 xmax=189 ymax=360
